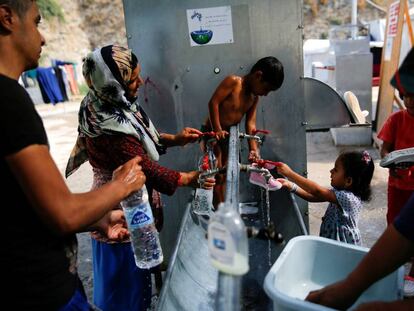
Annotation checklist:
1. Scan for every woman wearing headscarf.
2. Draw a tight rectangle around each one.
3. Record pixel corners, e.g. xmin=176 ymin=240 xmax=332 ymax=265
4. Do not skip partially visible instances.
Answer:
xmin=66 ymin=45 xmax=214 ymax=311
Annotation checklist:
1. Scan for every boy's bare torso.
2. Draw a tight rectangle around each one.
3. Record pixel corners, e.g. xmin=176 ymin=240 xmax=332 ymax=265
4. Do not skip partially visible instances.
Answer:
xmin=205 ymin=76 xmax=258 ymax=130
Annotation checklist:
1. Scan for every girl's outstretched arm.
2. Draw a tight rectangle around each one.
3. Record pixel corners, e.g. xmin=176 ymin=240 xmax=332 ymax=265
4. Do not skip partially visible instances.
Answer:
xmin=276 ymin=162 xmax=337 ymax=203
xmin=277 ymin=178 xmax=327 ymax=202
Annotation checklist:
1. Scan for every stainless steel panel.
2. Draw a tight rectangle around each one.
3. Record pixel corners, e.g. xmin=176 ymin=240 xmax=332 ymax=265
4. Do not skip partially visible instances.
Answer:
xmin=335 ymin=53 xmax=373 ymax=121
xmin=304 ymin=77 xmax=353 ymax=130
xmin=157 ymin=207 xmax=218 ymax=311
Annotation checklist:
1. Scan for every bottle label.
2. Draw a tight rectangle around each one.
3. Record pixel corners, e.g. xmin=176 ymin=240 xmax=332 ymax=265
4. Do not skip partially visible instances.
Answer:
xmin=208 ymin=222 xmax=235 ymax=265
xmin=124 ymin=202 xmax=154 ymax=229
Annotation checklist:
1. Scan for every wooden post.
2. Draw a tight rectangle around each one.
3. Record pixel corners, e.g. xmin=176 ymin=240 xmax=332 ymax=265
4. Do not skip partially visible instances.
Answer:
xmin=375 ymin=0 xmax=407 ymax=132
xmin=405 ymin=0 xmax=414 ymax=45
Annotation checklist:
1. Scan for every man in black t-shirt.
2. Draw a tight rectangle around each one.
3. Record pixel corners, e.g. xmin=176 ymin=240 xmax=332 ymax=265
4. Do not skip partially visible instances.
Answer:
xmin=0 ymin=1 xmax=146 ymax=310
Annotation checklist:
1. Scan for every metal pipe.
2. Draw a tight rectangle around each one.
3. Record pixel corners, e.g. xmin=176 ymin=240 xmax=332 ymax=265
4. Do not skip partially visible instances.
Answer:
xmin=351 ymin=0 xmax=357 ymax=39
xmin=224 ymin=126 xmax=240 ymax=206
xmin=289 ymin=193 xmax=308 ymax=235
xmin=239 ymin=132 xmax=262 ymax=144
xmin=216 ymin=125 xmax=241 ymax=311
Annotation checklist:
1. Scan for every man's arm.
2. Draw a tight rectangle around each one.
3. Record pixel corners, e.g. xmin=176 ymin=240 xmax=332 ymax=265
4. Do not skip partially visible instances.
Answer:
xmin=208 ymin=76 xmax=239 ymax=138
xmin=7 ymin=145 xmax=145 ymax=235
xmin=306 ymin=225 xmax=414 ymax=310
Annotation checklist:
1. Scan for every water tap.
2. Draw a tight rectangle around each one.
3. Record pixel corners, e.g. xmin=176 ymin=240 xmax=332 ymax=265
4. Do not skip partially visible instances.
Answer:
xmin=199 ymin=167 xmax=227 ymax=180
xmin=246 ymin=222 xmax=284 ymax=244
xmin=239 ymin=164 xmax=273 ymax=182
xmin=239 ymin=129 xmax=270 ymax=145
xmin=239 ymin=132 xmax=263 ymax=144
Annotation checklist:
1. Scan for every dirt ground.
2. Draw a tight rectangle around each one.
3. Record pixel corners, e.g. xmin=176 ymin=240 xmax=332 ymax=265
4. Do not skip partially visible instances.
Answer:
xmin=36 ymin=100 xmax=388 ymax=302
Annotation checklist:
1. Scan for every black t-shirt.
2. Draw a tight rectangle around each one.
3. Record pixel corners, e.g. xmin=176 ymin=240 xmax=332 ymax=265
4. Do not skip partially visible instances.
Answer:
xmin=0 ymin=74 xmax=77 ymax=310
xmin=394 ymin=193 xmax=414 ymax=242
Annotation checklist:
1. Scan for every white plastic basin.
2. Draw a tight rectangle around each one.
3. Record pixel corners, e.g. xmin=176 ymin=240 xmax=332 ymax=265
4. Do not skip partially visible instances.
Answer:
xmin=264 ymin=236 xmax=404 ymax=311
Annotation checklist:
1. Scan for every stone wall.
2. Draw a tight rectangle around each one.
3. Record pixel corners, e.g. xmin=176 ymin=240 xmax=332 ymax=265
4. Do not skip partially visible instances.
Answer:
xmin=38 ymin=0 xmax=127 ymax=83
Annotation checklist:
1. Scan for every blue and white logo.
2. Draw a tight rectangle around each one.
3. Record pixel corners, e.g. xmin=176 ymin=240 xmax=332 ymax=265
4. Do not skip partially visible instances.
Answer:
xmin=131 ymin=211 xmax=151 ymax=226
xmin=213 ymin=238 xmax=226 ymax=250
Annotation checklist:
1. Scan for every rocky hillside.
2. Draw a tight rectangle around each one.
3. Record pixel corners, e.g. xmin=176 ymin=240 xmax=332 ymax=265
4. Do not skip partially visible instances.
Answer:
xmin=303 ymin=1 xmax=386 ymax=39
xmin=39 ymin=1 xmax=388 ymax=71
xmin=39 ymin=0 xmax=126 ymax=69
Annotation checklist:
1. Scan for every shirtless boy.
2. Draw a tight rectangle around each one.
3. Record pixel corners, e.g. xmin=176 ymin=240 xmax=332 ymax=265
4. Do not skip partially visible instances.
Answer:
xmin=202 ymin=56 xmax=284 ymax=205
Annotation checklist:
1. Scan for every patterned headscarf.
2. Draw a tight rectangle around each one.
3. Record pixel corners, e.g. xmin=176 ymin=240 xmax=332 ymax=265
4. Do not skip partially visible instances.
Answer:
xmin=65 ymin=45 xmax=165 ymax=177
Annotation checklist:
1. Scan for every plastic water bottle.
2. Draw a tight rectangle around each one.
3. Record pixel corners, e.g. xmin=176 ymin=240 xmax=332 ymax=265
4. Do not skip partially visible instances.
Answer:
xmin=208 ymin=202 xmax=249 ymax=275
xmin=192 ymin=151 xmax=216 ymax=215
xmin=121 ymin=185 xmax=163 ymax=269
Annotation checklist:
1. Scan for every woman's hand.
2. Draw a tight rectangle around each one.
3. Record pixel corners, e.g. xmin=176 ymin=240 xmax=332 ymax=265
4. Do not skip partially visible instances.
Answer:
xmin=174 ymin=127 xmax=203 ymax=146
xmin=199 ymin=176 xmax=216 ymax=190
xmin=94 ymin=210 xmax=129 ymax=242
xmin=112 ymin=156 xmax=146 ymax=196
xmin=179 ymin=171 xmax=216 ymax=189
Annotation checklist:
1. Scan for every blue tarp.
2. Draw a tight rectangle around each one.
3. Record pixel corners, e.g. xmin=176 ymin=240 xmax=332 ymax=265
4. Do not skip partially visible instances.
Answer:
xmin=36 ymin=67 xmax=64 ymax=104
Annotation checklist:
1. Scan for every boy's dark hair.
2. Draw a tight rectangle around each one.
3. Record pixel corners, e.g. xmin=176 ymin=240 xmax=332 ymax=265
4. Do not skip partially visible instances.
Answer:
xmin=250 ymin=56 xmax=284 ymax=90
xmin=0 ymin=0 xmax=33 ymax=17
xmin=338 ymin=150 xmax=374 ymax=201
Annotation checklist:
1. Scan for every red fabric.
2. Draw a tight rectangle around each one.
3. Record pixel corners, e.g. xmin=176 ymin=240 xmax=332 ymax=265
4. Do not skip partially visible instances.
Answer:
xmin=387 ymin=185 xmax=414 ymax=224
xmin=378 ymin=110 xmax=414 ymax=190
xmin=85 ymin=134 xmax=180 ymax=196
xmin=64 ymin=65 xmax=79 ymax=95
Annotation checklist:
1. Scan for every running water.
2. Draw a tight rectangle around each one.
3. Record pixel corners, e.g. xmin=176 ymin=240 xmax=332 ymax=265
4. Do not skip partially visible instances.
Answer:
xmin=265 ymin=188 xmax=271 ymax=267
xmin=260 ymin=188 xmax=266 ymax=226
xmin=260 ymin=188 xmax=272 ymax=267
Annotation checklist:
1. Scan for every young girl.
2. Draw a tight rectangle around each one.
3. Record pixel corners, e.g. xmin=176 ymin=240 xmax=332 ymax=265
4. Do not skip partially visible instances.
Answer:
xmin=276 ymin=150 xmax=374 ymax=245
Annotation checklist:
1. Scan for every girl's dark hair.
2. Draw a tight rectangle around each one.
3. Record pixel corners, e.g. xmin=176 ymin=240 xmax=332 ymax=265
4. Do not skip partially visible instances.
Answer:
xmin=338 ymin=150 xmax=374 ymax=201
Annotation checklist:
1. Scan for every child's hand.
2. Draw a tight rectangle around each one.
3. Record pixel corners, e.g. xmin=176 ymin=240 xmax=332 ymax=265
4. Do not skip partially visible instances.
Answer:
xmin=215 ymin=130 xmax=228 ymax=140
xmin=275 ymin=162 xmax=292 ymax=177
xmin=276 ymin=178 xmax=292 ymax=189
xmin=248 ymin=150 xmax=260 ymax=162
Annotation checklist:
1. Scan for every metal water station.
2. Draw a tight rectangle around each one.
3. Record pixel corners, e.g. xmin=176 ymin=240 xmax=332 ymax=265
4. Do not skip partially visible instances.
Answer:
xmin=123 ymin=1 xmax=309 ymax=309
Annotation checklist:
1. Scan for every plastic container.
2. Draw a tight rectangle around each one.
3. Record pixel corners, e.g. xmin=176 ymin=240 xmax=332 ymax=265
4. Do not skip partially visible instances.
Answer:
xmin=264 ymin=236 xmax=404 ymax=311
xmin=121 ymin=185 xmax=163 ymax=269
xmin=208 ymin=202 xmax=249 ymax=275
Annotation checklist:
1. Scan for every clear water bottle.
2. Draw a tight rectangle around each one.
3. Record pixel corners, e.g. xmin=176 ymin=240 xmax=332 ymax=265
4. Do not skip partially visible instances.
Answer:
xmin=193 ymin=150 xmax=216 ymax=215
xmin=121 ymin=185 xmax=163 ymax=269
xmin=208 ymin=202 xmax=249 ymax=275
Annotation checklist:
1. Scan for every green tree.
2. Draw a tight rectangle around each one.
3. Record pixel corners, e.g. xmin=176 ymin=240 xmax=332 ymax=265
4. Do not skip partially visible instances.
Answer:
xmin=37 ymin=0 xmax=64 ymax=21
